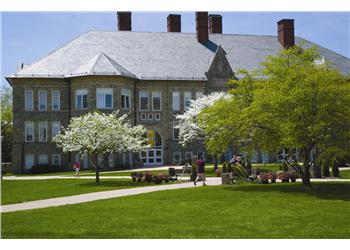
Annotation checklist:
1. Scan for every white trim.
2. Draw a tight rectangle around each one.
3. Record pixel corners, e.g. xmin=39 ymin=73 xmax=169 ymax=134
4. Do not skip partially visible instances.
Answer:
xmin=38 ymin=121 xmax=48 ymax=142
xmin=25 ymin=154 xmax=34 ymax=170
xmin=185 ymin=151 xmax=193 ymax=160
xmin=173 ymin=151 xmax=181 ymax=164
xmin=140 ymin=113 xmax=147 ymax=121
xmin=155 ymin=113 xmax=161 ymax=121
xmin=152 ymin=91 xmax=162 ymax=111
xmin=38 ymin=154 xmax=48 ymax=165
xmin=51 ymin=121 xmax=61 ymax=139
xmin=147 ymin=113 xmax=153 ymax=120
xmin=121 ymin=89 xmax=131 ymax=109
xmin=96 ymin=88 xmax=113 ymax=109
xmin=24 ymin=121 xmax=34 ymax=142
xmin=75 ymin=89 xmax=88 ymax=110
xmin=52 ymin=154 xmax=61 ymax=166
xmin=51 ymin=90 xmax=61 ymax=111
xmin=139 ymin=91 xmax=149 ymax=111
xmin=172 ymin=91 xmax=180 ymax=111
xmin=24 ymin=90 xmax=34 ymax=111
xmin=38 ymin=90 xmax=47 ymax=111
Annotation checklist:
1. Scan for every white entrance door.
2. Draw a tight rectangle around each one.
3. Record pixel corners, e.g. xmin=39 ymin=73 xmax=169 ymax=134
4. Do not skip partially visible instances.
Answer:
xmin=140 ymin=130 xmax=163 ymax=165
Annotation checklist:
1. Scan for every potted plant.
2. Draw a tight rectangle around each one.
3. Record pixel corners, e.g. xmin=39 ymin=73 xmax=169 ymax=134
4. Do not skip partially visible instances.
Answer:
xmin=259 ymin=173 xmax=269 ymax=184
xmin=279 ymin=172 xmax=290 ymax=183
xmin=144 ymin=171 xmax=153 ymax=183
xmin=269 ymin=172 xmax=277 ymax=183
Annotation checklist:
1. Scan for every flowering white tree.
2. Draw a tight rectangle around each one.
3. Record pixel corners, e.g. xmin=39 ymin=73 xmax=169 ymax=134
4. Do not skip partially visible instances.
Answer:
xmin=176 ymin=92 xmax=231 ymax=147
xmin=53 ymin=111 xmax=149 ymax=182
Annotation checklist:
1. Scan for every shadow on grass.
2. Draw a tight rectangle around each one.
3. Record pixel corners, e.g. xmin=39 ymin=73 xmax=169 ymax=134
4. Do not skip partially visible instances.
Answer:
xmin=224 ymin=182 xmax=350 ymax=201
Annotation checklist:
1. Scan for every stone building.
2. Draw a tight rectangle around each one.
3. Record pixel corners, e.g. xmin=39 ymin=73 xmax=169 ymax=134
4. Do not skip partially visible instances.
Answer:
xmin=6 ymin=12 xmax=350 ymax=173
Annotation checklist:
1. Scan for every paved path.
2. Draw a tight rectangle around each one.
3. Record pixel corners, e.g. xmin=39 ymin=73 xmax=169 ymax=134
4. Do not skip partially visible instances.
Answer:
xmin=1 ymin=178 xmax=221 ymax=213
xmin=3 ymin=176 xmax=131 ymax=180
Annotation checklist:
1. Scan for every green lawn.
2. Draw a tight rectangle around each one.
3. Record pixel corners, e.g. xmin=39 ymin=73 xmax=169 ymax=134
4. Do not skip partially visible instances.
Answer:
xmin=340 ymin=169 xmax=350 ymax=179
xmin=1 ymin=178 xmax=166 ymax=205
xmin=2 ymin=182 xmax=350 ymax=239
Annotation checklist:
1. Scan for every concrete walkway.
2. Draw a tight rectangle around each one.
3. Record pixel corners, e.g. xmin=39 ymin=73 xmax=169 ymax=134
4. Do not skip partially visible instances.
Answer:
xmin=1 ymin=178 xmax=221 ymax=213
xmin=3 ymin=175 xmax=131 ymax=180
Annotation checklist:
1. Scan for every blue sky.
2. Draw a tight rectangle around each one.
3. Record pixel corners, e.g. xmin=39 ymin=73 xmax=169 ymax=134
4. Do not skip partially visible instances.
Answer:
xmin=1 ymin=12 xmax=349 ymax=88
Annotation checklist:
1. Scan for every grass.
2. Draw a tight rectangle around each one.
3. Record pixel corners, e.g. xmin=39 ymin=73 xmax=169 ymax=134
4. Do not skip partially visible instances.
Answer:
xmin=340 ymin=169 xmax=350 ymax=179
xmin=2 ymin=182 xmax=350 ymax=239
xmin=1 ymin=178 xmax=169 ymax=205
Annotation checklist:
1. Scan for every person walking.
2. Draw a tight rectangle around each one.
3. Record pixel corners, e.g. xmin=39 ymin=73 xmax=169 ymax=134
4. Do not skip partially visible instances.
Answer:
xmin=73 ymin=161 xmax=80 ymax=178
xmin=194 ymin=157 xmax=206 ymax=186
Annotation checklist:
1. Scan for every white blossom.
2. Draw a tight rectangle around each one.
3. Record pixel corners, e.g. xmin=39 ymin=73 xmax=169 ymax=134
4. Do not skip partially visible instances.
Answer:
xmin=53 ymin=111 xmax=149 ymax=167
xmin=176 ymin=92 xmax=231 ymax=146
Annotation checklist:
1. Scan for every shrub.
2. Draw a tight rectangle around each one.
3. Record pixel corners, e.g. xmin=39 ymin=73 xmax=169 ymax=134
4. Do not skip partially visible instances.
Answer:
xmin=259 ymin=173 xmax=269 ymax=184
xmin=312 ymin=164 xmax=322 ymax=178
xmin=278 ymin=172 xmax=290 ymax=182
xmin=222 ymin=162 xmax=228 ymax=173
xmin=331 ymin=157 xmax=340 ymax=177
xmin=227 ymin=163 xmax=233 ymax=173
xmin=232 ymin=165 xmax=247 ymax=178
xmin=268 ymin=172 xmax=277 ymax=183
xmin=321 ymin=159 xmax=330 ymax=177
xmin=131 ymin=172 xmax=137 ymax=181
xmin=144 ymin=171 xmax=153 ymax=183
xmin=153 ymin=173 xmax=165 ymax=184
xmin=282 ymin=161 xmax=289 ymax=172
xmin=289 ymin=171 xmax=298 ymax=182
xmin=215 ymin=169 xmax=222 ymax=177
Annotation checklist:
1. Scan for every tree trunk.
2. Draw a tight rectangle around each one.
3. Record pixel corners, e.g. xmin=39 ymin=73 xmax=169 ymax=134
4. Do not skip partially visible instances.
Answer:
xmin=301 ymin=166 xmax=311 ymax=188
xmin=213 ymin=155 xmax=218 ymax=171
xmin=95 ymin=165 xmax=100 ymax=183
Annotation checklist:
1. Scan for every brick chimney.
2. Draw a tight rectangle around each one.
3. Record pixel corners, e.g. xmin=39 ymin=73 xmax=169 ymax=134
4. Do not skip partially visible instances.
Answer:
xmin=278 ymin=19 xmax=295 ymax=49
xmin=209 ymin=14 xmax=222 ymax=34
xmin=117 ymin=12 xmax=132 ymax=31
xmin=196 ymin=12 xmax=209 ymax=43
xmin=167 ymin=14 xmax=181 ymax=32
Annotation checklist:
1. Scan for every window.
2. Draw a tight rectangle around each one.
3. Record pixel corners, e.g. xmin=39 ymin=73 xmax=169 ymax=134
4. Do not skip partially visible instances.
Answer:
xmin=262 ymin=151 xmax=269 ymax=163
xmin=185 ymin=152 xmax=193 ymax=160
xmin=195 ymin=91 xmax=204 ymax=99
xmin=108 ymin=154 xmax=114 ymax=168
xmin=83 ymin=154 xmax=88 ymax=168
xmin=148 ymin=113 xmax=153 ymax=120
xmin=173 ymin=152 xmax=181 ymax=164
xmin=52 ymin=154 xmax=61 ymax=166
xmin=197 ymin=151 xmax=205 ymax=160
xmin=98 ymin=154 xmax=104 ymax=167
xmin=76 ymin=89 xmax=88 ymax=110
xmin=52 ymin=121 xmax=61 ymax=139
xmin=173 ymin=120 xmax=179 ymax=140
xmin=96 ymin=88 xmax=113 ymax=109
xmin=25 ymin=90 xmax=34 ymax=111
xmin=52 ymin=90 xmax=60 ymax=111
xmin=172 ymin=92 xmax=180 ymax=111
xmin=184 ymin=91 xmax=192 ymax=111
xmin=25 ymin=121 xmax=34 ymax=142
xmin=140 ymin=113 xmax=147 ymax=121
xmin=25 ymin=154 xmax=34 ymax=170
xmin=39 ymin=121 xmax=48 ymax=142
xmin=38 ymin=154 xmax=48 ymax=165
xmin=152 ymin=91 xmax=161 ymax=111
xmin=155 ymin=113 xmax=161 ymax=121
xmin=38 ymin=90 xmax=47 ymax=111
xmin=139 ymin=91 xmax=149 ymax=110
xmin=121 ymin=89 xmax=131 ymax=109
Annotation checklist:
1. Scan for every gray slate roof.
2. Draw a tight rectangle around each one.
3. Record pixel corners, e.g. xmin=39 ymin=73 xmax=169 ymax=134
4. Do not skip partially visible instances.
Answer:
xmin=8 ymin=31 xmax=350 ymax=81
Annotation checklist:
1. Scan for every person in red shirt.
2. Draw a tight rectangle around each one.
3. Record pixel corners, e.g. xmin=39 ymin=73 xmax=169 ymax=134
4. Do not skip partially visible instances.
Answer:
xmin=194 ymin=157 xmax=206 ymax=186
xmin=73 ymin=161 xmax=80 ymax=177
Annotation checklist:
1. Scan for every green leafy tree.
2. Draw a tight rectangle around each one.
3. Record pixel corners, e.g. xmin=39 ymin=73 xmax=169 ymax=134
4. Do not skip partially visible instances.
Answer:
xmin=1 ymin=87 xmax=13 ymax=162
xmin=199 ymin=46 xmax=350 ymax=187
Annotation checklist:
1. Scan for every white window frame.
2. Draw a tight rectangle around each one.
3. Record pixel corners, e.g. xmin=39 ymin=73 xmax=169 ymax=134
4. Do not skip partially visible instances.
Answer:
xmin=185 ymin=152 xmax=193 ymax=160
xmin=25 ymin=121 xmax=34 ymax=142
xmin=25 ymin=154 xmax=34 ymax=170
xmin=172 ymin=91 xmax=180 ymax=111
xmin=38 ymin=154 xmax=48 ymax=165
xmin=173 ymin=120 xmax=179 ymax=140
xmin=195 ymin=91 xmax=204 ymax=99
xmin=155 ymin=113 xmax=161 ymax=121
xmin=139 ymin=91 xmax=149 ymax=111
xmin=39 ymin=121 xmax=48 ymax=142
xmin=173 ymin=151 xmax=181 ymax=164
xmin=121 ymin=89 xmax=131 ymax=109
xmin=108 ymin=154 xmax=114 ymax=168
xmin=51 ymin=121 xmax=61 ymax=139
xmin=38 ymin=90 xmax=47 ymax=111
xmin=96 ymin=88 xmax=113 ymax=109
xmin=184 ymin=91 xmax=192 ymax=111
xmin=75 ymin=89 xmax=88 ymax=110
xmin=148 ymin=113 xmax=153 ymax=120
xmin=152 ymin=91 xmax=162 ymax=111
xmin=25 ymin=90 xmax=34 ymax=111
xmin=51 ymin=90 xmax=61 ymax=111
xmin=140 ymin=113 xmax=147 ymax=121
xmin=52 ymin=154 xmax=61 ymax=166
xmin=197 ymin=151 xmax=205 ymax=160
